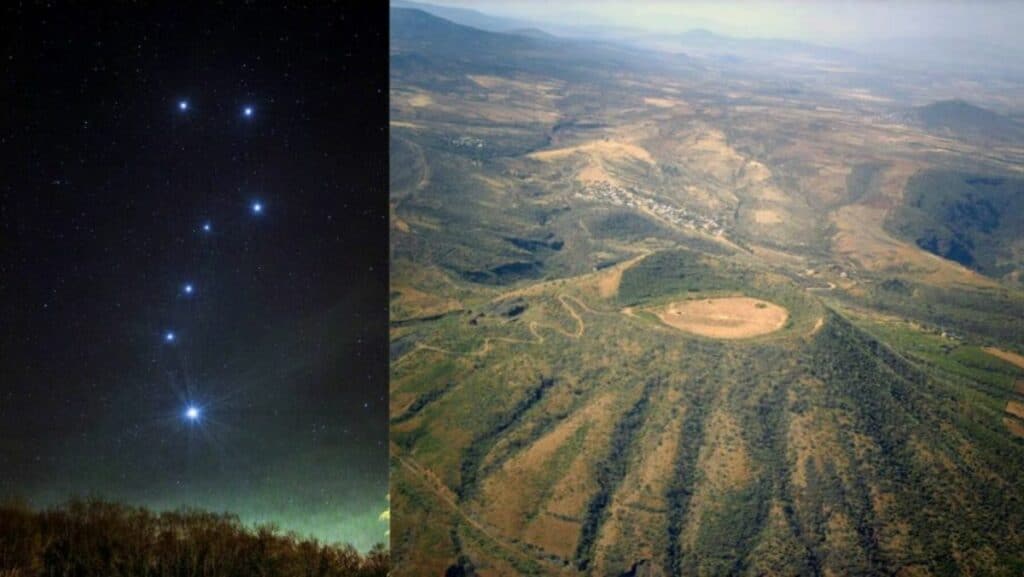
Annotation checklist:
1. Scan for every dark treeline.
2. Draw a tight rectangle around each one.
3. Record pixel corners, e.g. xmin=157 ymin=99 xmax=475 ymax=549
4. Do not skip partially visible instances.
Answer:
xmin=0 ymin=499 xmax=388 ymax=577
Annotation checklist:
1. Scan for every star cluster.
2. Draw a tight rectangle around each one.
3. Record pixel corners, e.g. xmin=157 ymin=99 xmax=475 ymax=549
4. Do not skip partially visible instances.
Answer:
xmin=2 ymin=3 xmax=388 ymax=551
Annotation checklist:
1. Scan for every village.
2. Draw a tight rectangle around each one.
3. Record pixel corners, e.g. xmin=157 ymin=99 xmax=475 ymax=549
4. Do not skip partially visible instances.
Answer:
xmin=574 ymin=179 xmax=726 ymax=236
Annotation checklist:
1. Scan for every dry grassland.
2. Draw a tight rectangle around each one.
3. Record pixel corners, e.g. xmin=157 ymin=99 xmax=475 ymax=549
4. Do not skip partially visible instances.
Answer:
xmin=656 ymin=297 xmax=789 ymax=339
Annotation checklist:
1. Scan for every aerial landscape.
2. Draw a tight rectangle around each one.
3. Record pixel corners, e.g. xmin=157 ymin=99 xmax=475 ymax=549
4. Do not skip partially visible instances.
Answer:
xmin=389 ymin=2 xmax=1024 ymax=575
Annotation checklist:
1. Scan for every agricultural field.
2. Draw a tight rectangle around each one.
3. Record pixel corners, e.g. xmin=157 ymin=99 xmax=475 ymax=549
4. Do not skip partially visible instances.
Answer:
xmin=389 ymin=6 xmax=1024 ymax=576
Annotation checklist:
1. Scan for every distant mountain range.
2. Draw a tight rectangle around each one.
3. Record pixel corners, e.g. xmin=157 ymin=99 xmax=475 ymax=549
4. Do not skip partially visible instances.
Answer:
xmin=390 ymin=7 xmax=695 ymax=81
xmin=391 ymin=0 xmax=537 ymax=33
xmin=392 ymin=1 xmax=1024 ymax=80
xmin=391 ymin=0 xmax=850 ymax=63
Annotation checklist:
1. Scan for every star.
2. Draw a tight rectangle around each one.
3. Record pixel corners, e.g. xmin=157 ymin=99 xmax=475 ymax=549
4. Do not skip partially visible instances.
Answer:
xmin=243 ymin=106 xmax=254 ymax=117
xmin=164 ymin=331 xmax=176 ymax=343
xmin=201 ymin=221 xmax=212 ymax=233
xmin=183 ymin=283 xmax=194 ymax=295
xmin=185 ymin=405 xmax=200 ymax=421
xmin=178 ymin=100 xmax=188 ymax=111
xmin=251 ymin=201 xmax=263 ymax=214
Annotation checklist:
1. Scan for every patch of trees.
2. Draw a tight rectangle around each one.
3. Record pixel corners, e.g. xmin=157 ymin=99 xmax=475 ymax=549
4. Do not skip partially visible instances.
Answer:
xmin=888 ymin=169 xmax=1024 ymax=277
xmin=461 ymin=261 xmax=543 ymax=285
xmin=665 ymin=386 xmax=711 ymax=577
xmin=684 ymin=484 xmax=773 ymax=576
xmin=805 ymin=313 xmax=1024 ymax=574
xmin=733 ymin=355 xmax=817 ymax=576
xmin=458 ymin=376 xmax=557 ymax=499
xmin=488 ymin=298 xmax=528 ymax=319
xmin=588 ymin=212 xmax=672 ymax=241
xmin=0 ymin=499 xmax=387 ymax=577
xmin=617 ymin=250 xmax=749 ymax=305
xmin=860 ymin=282 xmax=1024 ymax=348
xmin=878 ymin=278 xmax=912 ymax=295
xmin=843 ymin=163 xmax=885 ymax=206
xmin=574 ymin=380 xmax=658 ymax=570
xmin=503 ymin=235 xmax=564 ymax=253
xmin=391 ymin=382 xmax=456 ymax=425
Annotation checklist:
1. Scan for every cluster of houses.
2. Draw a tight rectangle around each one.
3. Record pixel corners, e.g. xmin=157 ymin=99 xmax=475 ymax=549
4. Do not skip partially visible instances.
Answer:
xmin=450 ymin=135 xmax=485 ymax=148
xmin=574 ymin=180 xmax=725 ymax=235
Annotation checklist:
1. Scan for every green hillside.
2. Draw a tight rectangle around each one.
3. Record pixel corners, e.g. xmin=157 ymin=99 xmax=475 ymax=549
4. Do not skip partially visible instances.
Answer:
xmin=887 ymin=170 xmax=1024 ymax=281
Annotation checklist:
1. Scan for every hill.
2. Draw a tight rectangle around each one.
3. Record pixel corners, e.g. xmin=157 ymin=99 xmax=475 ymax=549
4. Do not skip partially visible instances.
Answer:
xmin=887 ymin=170 xmax=1024 ymax=282
xmin=902 ymin=99 xmax=1024 ymax=143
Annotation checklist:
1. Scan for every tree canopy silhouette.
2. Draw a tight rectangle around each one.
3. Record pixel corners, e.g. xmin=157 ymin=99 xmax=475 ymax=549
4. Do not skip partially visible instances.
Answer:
xmin=0 ymin=498 xmax=388 ymax=577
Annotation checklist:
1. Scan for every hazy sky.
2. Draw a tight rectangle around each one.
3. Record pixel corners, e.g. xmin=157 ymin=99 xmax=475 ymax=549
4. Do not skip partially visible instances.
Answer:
xmin=422 ymin=1 xmax=1024 ymax=50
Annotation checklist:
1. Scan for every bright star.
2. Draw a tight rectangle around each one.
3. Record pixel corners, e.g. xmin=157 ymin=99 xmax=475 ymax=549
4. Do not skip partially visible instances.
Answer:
xmin=183 ymin=283 xmax=194 ymax=295
xmin=243 ymin=106 xmax=253 ymax=117
xmin=201 ymin=222 xmax=211 ymax=233
xmin=178 ymin=100 xmax=188 ymax=111
xmin=164 ymin=331 xmax=176 ymax=343
xmin=185 ymin=406 xmax=200 ymax=421
xmin=251 ymin=201 xmax=263 ymax=214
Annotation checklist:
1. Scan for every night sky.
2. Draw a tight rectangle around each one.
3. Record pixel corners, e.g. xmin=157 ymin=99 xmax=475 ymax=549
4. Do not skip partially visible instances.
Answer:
xmin=1 ymin=4 xmax=388 ymax=550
